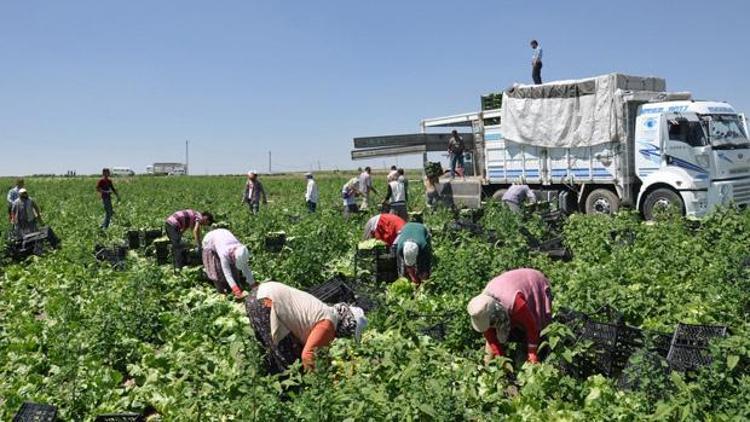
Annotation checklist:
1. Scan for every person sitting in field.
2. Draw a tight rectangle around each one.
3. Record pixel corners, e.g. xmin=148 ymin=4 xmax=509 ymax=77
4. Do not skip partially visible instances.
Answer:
xmin=467 ymin=268 xmax=552 ymax=365
xmin=362 ymin=204 xmax=406 ymax=247
xmin=6 ymin=177 xmax=24 ymax=222
xmin=246 ymin=281 xmax=367 ymax=373
xmin=201 ymin=228 xmax=255 ymax=299
xmin=341 ymin=176 xmax=361 ymax=217
xmin=395 ymin=222 xmax=432 ymax=285
xmin=165 ymin=209 xmax=214 ymax=268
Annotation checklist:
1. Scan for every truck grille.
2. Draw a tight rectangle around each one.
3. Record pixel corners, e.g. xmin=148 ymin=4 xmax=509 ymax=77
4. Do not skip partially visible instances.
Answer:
xmin=733 ymin=181 xmax=750 ymax=204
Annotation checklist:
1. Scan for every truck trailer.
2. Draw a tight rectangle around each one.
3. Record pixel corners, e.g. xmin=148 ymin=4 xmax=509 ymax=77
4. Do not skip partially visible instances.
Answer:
xmin=416 ymin=73 xmax=750 ymax=218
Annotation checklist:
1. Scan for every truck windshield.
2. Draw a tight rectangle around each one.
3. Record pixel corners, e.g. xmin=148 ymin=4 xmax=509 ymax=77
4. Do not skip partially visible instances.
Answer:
xmin=702 ymin=114 xmax=750 ymax=149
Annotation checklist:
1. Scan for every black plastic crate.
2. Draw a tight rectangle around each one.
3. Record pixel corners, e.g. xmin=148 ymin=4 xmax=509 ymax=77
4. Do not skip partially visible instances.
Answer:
xmin=153 ymin=239 xmax=170 ymax=265
xmin=94 ymin=245 xmax=128 ymax=269
xmin=306 ymin=279 xmax=356 ymax=304
xmin=419 ymin=322 xmax=447 ymax=341
xmin=667 ymin=323 xmax=727 ymax=372
xmin=264 ymin=232 xmax=287 ymax=253
xmin=126 ymin=230 xmax=142 ymax=249
xmin=143 ymin=229 xmax=162 ymax=246
xmin=95 ymin=414 xmax=145 ymax=422
xmin=178 ymin=248 xmax=202 ymax=267
xmin=13 ymin=402 xmax=57 ymax=422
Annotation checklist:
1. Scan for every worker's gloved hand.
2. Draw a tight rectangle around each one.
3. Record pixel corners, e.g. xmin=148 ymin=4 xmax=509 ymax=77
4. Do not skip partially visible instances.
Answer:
xmin=231 ymin=286 xmax=244 ymax=300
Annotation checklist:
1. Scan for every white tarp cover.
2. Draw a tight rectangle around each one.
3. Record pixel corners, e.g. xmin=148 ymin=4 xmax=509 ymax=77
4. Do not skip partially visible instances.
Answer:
xmin=500 ymin=73 xmax=666 ymax=148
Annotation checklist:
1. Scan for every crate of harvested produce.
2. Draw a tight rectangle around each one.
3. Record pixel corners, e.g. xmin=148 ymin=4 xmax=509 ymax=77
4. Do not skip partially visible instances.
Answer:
xmin=355 ymin=240 xmax=397 ymax=283
xmin=153 ymin=238 xmax=170 ymax=265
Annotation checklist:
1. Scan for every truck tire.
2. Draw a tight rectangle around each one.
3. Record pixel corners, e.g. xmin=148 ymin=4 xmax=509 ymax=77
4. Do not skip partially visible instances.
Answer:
xmin=491 ymin=189 xmax=508 ymax=202
xmin=642 ymin=188 xmax=684 ymax=220
xmin=585 ymin=189 xmax=620 ymax=215
xmin=558 ymin=190 xmax=578 ymax=214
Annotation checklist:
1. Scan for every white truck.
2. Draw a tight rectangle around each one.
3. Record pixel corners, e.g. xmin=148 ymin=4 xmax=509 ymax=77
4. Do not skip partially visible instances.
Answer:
xmin=420 ymin=73 xmax=750 ymax=218
xmin=111 ymin=167 xmax=135 ymax=177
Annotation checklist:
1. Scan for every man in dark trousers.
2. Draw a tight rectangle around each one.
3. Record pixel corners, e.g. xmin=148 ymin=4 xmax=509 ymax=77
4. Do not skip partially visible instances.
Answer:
xmin=530 ymin=40 xmax=543 ymax=85
xmin=96 ymin=168 xmax=120 ymax=229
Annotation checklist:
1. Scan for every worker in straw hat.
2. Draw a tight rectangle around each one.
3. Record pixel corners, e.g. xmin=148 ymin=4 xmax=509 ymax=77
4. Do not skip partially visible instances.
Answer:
xmin=394 ymin=222 xmax=432 ymax=285
xmin=501 ymin=177 xmax=536 ymax=214
xmin=243 ymin=170 xmax=267 ymax=214
xmin=201 ymin=228 xmax=255 ymax=299
xmin=467 ymin=268 xmax=552 ymax=364
xmin=245 ymin=281 xmax=368 ymax=372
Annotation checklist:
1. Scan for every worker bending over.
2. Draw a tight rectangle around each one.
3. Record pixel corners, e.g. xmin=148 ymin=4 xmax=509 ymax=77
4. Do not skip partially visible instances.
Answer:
xmin=395 ymin=222 xmax=432 ymax=285
xmin=246 ymin=281 xmax=367 ymax=372
xmin=362 ymin=205 xmax=405 ymax=247
xmin=467 ymin=268 xmax=552 ymax=364
xmin=165 ymin=209 xmax=214 ymax=268
xmin=201 ymin=228 xmax=255 ymax=299
xmin=502 ymin=180 xmax=536 ymax=213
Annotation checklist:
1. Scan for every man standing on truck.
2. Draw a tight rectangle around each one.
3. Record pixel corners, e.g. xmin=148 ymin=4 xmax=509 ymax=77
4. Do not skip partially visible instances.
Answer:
xmin=530 ymin=40 xmax=543 ymax=85
xmin=502 ymin=180 xmax=536 ymax=214
xmin=358 ymin=167 xmax=378 ymax=210
xmin=448 ymin=130 xmax=466 ymax=180
xmin=96 ymin=168 xmax=120 ymax=229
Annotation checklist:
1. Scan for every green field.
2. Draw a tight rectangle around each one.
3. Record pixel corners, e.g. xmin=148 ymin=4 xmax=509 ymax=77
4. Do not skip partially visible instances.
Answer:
xmin=1 ymin=175 xmax=749 ymax=420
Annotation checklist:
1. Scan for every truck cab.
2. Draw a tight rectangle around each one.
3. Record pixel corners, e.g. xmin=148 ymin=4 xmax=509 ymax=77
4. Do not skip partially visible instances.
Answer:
xmin=634 ymin=101 xmax=750 ymax=218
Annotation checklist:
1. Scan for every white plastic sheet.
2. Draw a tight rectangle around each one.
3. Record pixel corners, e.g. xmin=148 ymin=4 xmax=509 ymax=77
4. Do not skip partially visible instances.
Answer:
xmin=500 ymin=73 xmax=666 ymax=148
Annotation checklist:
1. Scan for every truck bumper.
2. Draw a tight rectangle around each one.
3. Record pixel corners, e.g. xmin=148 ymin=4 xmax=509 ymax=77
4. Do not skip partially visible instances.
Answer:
xmin=680 ymin=190 xmax=709 ymax=218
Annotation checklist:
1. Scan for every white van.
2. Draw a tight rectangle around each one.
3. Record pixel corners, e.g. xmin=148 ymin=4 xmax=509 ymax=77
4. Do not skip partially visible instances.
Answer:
xmin=111 ymin=167 xmax=135 ymax=177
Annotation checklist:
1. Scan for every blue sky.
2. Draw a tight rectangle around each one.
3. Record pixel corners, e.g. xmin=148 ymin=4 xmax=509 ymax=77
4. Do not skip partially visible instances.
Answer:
xmin=1 ymin=0 xmax=749 ymax=176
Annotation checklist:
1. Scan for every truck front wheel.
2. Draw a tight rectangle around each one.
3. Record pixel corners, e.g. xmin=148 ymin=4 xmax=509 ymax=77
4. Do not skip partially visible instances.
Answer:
xmin=585 ymin=189 xmax=620 ymax=215
xmin=642 ymin=188 xmax=684 ymax=220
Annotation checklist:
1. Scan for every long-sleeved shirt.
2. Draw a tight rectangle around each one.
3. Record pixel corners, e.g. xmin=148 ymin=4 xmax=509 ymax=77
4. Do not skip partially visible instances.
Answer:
xmin=342 ymin=178 xmax=360 ymax=206
xmin=395 ymin=222 xmax=432 ymax=274
xmin=166 ymin=209 xmax=202 ymax=232
xmin=502 ymin=185 xmax=536 ymax=205
xmin=483 ymin=269 xmax=552 ymax=354
xmin=363 ymin=213 xmax=406 ymax=247
xmin=484 ymin=293 xmax=541 ymax=356
xmin=202 ymin=229 xmax=251 ymax=290
xmin=244 ymin=180 xmax=267 ymax=204
xmin=305 ymin=179 xmax=319 ymax=203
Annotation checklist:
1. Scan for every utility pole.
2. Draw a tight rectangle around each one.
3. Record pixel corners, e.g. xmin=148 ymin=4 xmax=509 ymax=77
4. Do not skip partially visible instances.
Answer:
xmin=185 ymin=139 xmax=189 ymax=176
xmin=268 ymin=151 xmax=272 ymax=174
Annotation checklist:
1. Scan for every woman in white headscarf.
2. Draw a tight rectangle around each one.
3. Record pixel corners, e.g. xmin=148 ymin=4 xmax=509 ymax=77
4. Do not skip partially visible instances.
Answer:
xmin=394 ymin=222 xmax=432 ymax=285
xmin=201 ymin=228 xmax=255 ymax=299
xmin=245 ymin=281 xmax=368 ymax=372
xmin=467 ymin=268 xmax=552 ymax=364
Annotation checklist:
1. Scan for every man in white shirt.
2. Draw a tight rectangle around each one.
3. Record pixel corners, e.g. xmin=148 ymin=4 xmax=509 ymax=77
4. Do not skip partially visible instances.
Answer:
xmin=358 ymin=167 xmax=378 ymax=210
xmin=530 ymin=39 xmax=543 ymax=85
xmin=304 ymin=173 xmax=319 ymax=213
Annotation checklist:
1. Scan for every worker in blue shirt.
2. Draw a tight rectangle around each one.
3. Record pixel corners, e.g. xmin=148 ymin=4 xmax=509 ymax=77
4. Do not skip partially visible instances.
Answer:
xmin=531 ymin=40 xmax=543 ymax=85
